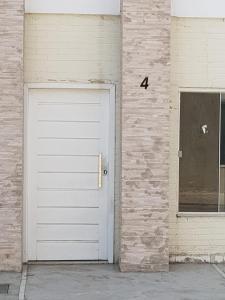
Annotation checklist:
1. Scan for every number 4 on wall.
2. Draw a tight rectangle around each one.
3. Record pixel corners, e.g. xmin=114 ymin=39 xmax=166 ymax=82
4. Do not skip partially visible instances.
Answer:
xmin=140 ymin=77 xmax=149 ymax=90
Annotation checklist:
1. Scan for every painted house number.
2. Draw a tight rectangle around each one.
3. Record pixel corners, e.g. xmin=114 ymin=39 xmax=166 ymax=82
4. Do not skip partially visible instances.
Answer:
xmin=140 ymin=77 xmax=149 ymax=90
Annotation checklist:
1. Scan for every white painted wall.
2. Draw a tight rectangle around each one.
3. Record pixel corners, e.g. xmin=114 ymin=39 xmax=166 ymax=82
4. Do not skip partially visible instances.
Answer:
xmin=172 ymin=0 xmax=225 ymax=18
xmin=170 ymin=17 xmax=225 ymax=263
xmin=25 ymin=0 xmax=120 ymax=15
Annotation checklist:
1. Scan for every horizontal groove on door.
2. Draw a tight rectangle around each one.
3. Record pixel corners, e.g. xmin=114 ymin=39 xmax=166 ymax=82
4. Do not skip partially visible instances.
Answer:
xmin=37 ymin=155 xmax=99 ymax=157
xmin=37 ymin=206 xmax=99 ymax=208
xmin=38 ymin=172 xmax=98 ymax=174
xmin=37 ymin=223 xmax=99 ymax=225
xmin=37 ymin=240 xmax=98 ymax=243
xmin=38 ymin=188 xmax=99 ymax=191
xmin=38 ymin=137 xmax=100 ymax=140
xmin=38 ymin=120 xmax=100 ymax=123
xmin=38 ymin=102 xmax=101 ymax=105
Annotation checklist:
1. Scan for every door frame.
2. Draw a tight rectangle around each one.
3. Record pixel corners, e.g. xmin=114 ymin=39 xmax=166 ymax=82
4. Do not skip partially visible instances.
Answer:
xmin=178 ymin=87 xmax=224 ymax=215
xmin=23 ymin=83 xmax=116 ymax=263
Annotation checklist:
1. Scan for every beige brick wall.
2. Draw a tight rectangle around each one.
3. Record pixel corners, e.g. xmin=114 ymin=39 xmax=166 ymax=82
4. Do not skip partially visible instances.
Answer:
xmin=0 ymin=2 xmax=24 ymax=271
xmin=120 ymin=0 xmax=171 ymax=271
xmin=170 ymin=17 xmax=225 ymax=262
xmin=24 ymin=14 xmax=120 ymax=83
xmin=24 ymin=14 xmax=121 ymax=261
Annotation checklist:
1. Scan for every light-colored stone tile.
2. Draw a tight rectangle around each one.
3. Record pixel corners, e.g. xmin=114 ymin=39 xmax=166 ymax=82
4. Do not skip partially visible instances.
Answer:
xmin=0 ymin=1 xmax=24 ymax=271
xmin=120 ymin=0 xmax=171 ymax=272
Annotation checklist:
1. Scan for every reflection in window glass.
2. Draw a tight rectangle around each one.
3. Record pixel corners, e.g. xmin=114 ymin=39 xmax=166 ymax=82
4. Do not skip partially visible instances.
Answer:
xmin=179 ymin=92 xmax=220 ymax=212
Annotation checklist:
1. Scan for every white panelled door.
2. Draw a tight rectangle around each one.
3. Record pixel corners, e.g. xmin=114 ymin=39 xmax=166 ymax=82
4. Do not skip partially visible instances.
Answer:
xmin=26 ymin=88 xmax=113 ymax=261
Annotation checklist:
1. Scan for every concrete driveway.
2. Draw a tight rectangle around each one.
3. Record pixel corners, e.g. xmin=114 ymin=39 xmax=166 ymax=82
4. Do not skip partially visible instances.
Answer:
xmin=1 ymin=264 xmax=225 ymax=300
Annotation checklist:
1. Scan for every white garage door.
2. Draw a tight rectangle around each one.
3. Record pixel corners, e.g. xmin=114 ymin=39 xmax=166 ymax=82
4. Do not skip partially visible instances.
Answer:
xmin=26 ymin=88 xmax=114 ymax=261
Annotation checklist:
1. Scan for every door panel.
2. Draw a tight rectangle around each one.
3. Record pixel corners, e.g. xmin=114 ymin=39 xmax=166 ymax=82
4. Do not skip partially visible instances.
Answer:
xmin=37 ymin=139 xmax=100 ymax=156
xmin=37 ymin=208 xmax=100 ymax=224
xmin=37 ymin=122 xmax=100 ymax=139
xmin=37 ymin=156 xmax=98 ymax=173
xmin=179 ymin=92 xmax=220 ymax=212
xmin=37 ymin=173 xmax=99 ymax=189
xmin=37 ymin=190 xmax=100 ymax=207
xmin=37 ymin=242 xmax=99 ymax=261
xmin=37 ymin=104 xmax=101 ymax=122
xmin=27 ymin=88 xmax=111 ymax=261
xmin=37 ymin=224 xmax=99 ymax=241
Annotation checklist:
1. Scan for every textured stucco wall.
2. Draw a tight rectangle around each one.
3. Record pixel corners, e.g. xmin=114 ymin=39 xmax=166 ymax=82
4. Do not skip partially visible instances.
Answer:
xmin=0 ymin=2 xmax=24 ymax=271
xmin=120 ymin=0 xmax=171 ymax=272
xmin=170 ymin=17 xmax=225 ymax=263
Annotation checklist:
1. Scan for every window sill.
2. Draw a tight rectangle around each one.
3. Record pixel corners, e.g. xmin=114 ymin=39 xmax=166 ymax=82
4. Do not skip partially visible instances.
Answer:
xmin=177 ymin=212 xmax=225 ymax=218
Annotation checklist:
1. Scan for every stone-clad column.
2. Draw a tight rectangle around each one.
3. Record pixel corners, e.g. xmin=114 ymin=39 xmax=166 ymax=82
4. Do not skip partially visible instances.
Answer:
xmin=120 ymin=0 xmax=171 ymax=272
xmin=0 ymin=1 xmax=24 ymax=271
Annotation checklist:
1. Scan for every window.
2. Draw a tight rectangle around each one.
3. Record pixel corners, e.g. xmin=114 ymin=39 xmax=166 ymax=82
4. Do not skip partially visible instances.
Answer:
xmin=179 ymin=92 xmax=225 ymax=212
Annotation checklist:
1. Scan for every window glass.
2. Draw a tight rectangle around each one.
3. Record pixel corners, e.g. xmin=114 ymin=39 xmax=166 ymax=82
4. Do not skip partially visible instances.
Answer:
xmin=179 ymin=92 xmax=220 ymax=212
xmin=219 ymin=96 xmax=225 ymax=212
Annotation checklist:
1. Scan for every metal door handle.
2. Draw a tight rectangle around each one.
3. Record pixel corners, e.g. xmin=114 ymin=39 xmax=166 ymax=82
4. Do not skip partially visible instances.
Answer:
xmin=98 ymin=153 xmax=102 ymax=189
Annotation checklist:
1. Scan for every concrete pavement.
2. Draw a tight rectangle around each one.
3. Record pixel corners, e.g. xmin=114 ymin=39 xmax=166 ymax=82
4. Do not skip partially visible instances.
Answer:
xmin=0 ymin=272 xmax=21 ymax=300
xmin=25 ymin=264 xmax=225 ymax=300
xmin=1 ymin=264 xmax=225 ymax=300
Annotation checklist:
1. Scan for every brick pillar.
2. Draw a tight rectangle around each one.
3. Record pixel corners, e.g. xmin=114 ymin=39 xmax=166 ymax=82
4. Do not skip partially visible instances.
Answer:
xmin=120 ymin=0 xmax=171 ymax=272
xmin=0 ymin=1 xmax=24 ymax=271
